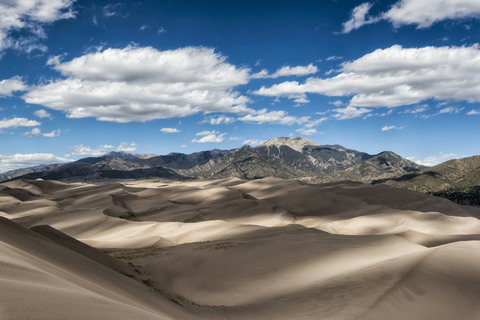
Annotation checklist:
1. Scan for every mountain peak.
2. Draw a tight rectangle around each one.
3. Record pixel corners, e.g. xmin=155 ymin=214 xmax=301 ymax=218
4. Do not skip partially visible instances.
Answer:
xmin=257 ymin=137 xmax=320 ymax=152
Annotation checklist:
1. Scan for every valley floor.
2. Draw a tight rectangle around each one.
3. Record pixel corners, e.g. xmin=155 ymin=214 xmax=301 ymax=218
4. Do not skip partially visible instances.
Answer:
xmin=1 ymin=177 xmax=480 ymax=319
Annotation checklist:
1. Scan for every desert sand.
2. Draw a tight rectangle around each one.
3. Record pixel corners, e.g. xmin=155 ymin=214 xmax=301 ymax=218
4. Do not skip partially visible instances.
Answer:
xmin=1 ymin=177 xmax=480 ymax=319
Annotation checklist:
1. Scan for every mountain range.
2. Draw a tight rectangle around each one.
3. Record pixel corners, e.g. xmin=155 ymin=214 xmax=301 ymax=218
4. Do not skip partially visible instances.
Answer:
xmin=373 ymin=155 xmax=480 ymax=206
xmin=0 ymin=137 xmax=424 ymax=183
xmin=1 ymin=136 xmax=480 ymax=207
xmin=0 ymin=137 xmax=426 ymax=184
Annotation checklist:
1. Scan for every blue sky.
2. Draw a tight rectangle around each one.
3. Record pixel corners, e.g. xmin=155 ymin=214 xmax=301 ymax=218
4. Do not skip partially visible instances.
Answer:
xmin=1 ymin=0 xmax=480 ymax=172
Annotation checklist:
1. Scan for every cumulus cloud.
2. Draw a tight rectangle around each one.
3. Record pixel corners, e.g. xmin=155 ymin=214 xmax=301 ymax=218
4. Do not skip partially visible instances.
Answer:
xmin=0 ymin=117 xmax=41 ymax=129
xmin=0 ymin=153 xmax=72 ymax=173
xmin=253 ymin=44 xmax=480 ymax=109
xmin=381 ymin=125 xmax=403 ymax=131
xmin=407 ymin=153 xmax=458 ymax=166
xmin=342 ymin=0 xmax=480 ymax=33
xmin=67 ymin=142 xmax=137 ymax=156
xmin=384 ymin=0 xmax=480 ymax=28
xmin=326 ymin=56 xmax=344 ymax=61
xmin=195 ymin=130 xmax=219 ymax=136
xmin=160 ymin=127 xmax=180 ymax=133
xmin=332 ymin=106 xmax=372 ymax=120
xmin=33 ymin=109 xmax=52 ymax=118
xmin=302 ymin=117 xmax=328 ymax=128
xmin=46 ymin=53 xmax=67 ymax=66
xmin=238 ymin=109 xmax=310 ymax=125
xmin=329 ymin=100 xmax=344 ymax=107
xmin=243 ymin=139 xmax=263 ymax=146
xmin=0 ymin=0 xmax=76 ymax=55
xmin=202 ymin=115 xmax=236 ymax=125
xmin=0 ymin=77 xmax=28 ymax=97
xmin=341 ymin=2 xmax=380 ymax=33
xmin=117 ymin=142 xmax=137 ymax=152
xmin=252 ymin=64 xmax=318 ymax=79
xmin=296 ymin=128 xmax=322 ymax=135
xmin=192 ymin=131 xmax=226 ymax=143
xmin=22 ymin=127 xmax=60 ymax=137
xmin=23 ymin=46 xmax=252 ymax=122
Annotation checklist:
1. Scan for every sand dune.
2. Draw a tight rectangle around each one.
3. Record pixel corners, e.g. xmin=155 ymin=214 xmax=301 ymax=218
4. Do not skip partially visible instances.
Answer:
xmin=1 ymin=177 xmax=480 ymax=319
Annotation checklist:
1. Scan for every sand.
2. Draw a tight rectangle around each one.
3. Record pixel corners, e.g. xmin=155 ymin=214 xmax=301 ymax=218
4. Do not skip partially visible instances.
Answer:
xmin=1 ymin=177 xmax=480 ymax=319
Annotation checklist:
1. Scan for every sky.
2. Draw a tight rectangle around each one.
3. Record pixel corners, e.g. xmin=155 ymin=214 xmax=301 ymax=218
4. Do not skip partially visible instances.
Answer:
xmin=1 ymin=0 xmax=480 ymax=173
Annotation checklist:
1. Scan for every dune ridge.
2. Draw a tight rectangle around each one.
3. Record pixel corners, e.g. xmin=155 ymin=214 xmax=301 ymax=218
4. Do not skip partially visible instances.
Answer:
xmin=1 ymin=177 xmax=480 ymax=319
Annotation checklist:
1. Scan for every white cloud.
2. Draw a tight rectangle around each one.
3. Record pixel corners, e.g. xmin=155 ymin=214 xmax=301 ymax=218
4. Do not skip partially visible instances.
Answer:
xmin=329 ymin=100 xmax=344 ymax=107
xmin=332 ymin=106 xmax=372 ymax=120
xmin=381 ymin=125 xmax=403 ymax=131
xmin=438 ymin=106 xmax=464 ymax=114
xmin=467 ymin=109 xmax=480 ymax=115
xmin=364 ymin=109 xmax=394 ymax=119
xmin=243 ymin=139 xmax=263 ymax=146
xmin=238 ymin=109 xmax=310 ymax=125
xmin=192 ymin=132 xmax=226 ymax=143
xmin=202 ymin=115 xmax=236 ymax=125
xmin=0 ymin=153 xmax=73 ymax=173
xmin=0 ymin=77 xmax=28 ymax=97
xmin=196 ymin=130 xmax=219 ymax=136
xmin=383 ymin=0 xmax=480 ymax=29
xmin=407 ymin=153 xmax=458 ymax=167
xmin=302 ymin=117 xmax=328 ymax=128
xmin=0 ymin=117 xmax=41 ymax=129
xmin=0 ymin=0 xmax=76 ymax=55
xmin=22 ymin=127 xmax=60 ymax=137
xmin=68 ymin=142 xmax=137 ymax=156
xmin=103 ymin=3 xmax=127 ymax=18
xmin=326 ymin=56 xmax=344 ymax=61
xmin=160 ymin=127 xmax=180 ymax=133
xmin=293 ymin=96 xmax=310 ymax=105
xmin=341 ymin=2 xmax=380 ymax=34
xmin=46 ymin=53 xmax=67 ymax=65
xmin=420 ymin=106 xmax=464 ymax=119
xmin=253 ymin=44 xmax=480 ymax=109
xmin=117 ymin=142 xmax=137 ymax=152
xmin=157 ymin=27 xmax=166 ymax=34
xmin=33 ymin=109 xmax=52 ymax=118
xmin=229 ymin=136 xmax=242 ymax=141
xmin=181 ymin=145 xmax=187 ymax=148
xmin=139 ymin=24 xmax=148 ymax=31
xmin=342 ymin=0 xmax=480 ymax=33
xmin=296 ymin=128 xmax=322 ymax=135
xmin=23 ymin=46 xmax=252 ymax=122
xmin=403 ymin=104 xmax=430 ymax=114
xmin=252 ymin=63 xmax=318 ymax=79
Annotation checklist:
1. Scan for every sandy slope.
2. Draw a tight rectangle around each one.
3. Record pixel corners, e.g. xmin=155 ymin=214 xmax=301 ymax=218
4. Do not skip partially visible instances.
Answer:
xmin=1 ymin=177 xmax=480 ymax=319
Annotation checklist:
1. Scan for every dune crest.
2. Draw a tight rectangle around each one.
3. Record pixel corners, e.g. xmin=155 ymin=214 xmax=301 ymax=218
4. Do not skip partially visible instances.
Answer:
xmin=1 ymin=177 xmax=480 ymax=319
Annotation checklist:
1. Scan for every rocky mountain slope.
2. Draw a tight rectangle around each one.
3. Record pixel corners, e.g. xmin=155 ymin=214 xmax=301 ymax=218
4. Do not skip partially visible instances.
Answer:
xmin=307 ymin=151 xmax=426 ymax=184
xmin=1 ymin=137 xmax=424 ymax=183
xmin=0 ymin=163 xmax=67 ymax=182
xmin=177 ymin=145 xmax=307 ymax=180
xmin=373 ymin=155 xmax=480 ymax=206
